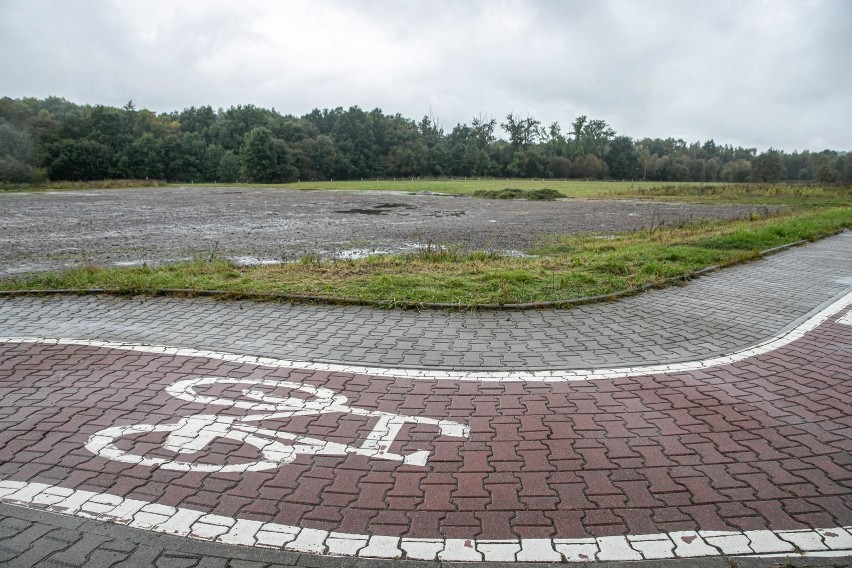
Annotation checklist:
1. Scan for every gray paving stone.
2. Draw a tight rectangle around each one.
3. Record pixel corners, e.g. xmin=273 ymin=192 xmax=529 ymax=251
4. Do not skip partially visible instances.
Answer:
xmin=46 ymin=533 xmax=109 ymax=566
xmin=113 ymin=545 xmax=166 ymax=568
xmin=156 ymin=551 xmax=203 ymax=567
xmin=76 ymin=549 xmax=130 ymax=568
xmin=227 ymin=561 xmax=271 ymax=568
xmin=0 ymin=547 xmax=20 ymax=564
xmin=0 ymin=523 xmax=56 ymax=553
xmin=195 ymin=559 xmax=228 ymax=568
xmin=7 ymin=533 xmax=70 ymax=566
xmin=0 ymin=516 xmax=31 ymax=539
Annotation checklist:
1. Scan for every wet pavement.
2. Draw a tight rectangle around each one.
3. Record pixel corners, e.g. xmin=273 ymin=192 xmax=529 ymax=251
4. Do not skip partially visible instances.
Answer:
xmin=0 ymin=233 xmax=850 ymax=566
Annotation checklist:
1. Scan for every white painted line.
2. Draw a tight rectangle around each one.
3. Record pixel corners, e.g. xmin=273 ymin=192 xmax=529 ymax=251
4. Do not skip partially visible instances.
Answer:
xmin=400 ymin=538 xmax=443 ymax=561
xmin=516 ymin=538 xmax=562 ymax=562
xmin=596 ymin=535 xmax=642 ymax=561
xmin=359 ymin=535 xmax=402 ymax=559
xmin=326 ymin=533 xmax=368 ymax=556
xmin=1 ymin=290 xmax=850 ymax=382
xmin=1 ymin=479 xmax=848 ymax=561
xmin=439 ymin=539 xmax=482 ymax=562
xmin=554 ymin=537 xmax=598 ymax=561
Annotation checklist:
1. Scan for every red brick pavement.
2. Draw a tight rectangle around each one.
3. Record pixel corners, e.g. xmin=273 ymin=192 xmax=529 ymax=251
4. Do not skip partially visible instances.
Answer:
xmin=0 ymin=314 xmax=850 ymax=541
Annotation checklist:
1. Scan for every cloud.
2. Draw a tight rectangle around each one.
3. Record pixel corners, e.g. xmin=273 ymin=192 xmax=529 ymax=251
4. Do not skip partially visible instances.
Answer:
xmin=1 ymin=0 xmax=849 ymax=151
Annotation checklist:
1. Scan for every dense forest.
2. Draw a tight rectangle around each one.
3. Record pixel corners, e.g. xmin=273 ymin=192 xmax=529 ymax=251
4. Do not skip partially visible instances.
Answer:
xmin=1 ymin=96 xmax=849 ymax=184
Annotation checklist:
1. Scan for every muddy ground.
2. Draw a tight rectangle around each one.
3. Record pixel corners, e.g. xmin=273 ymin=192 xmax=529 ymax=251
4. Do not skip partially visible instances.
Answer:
xmin=0 ymin=186 xmax=778 ymax=275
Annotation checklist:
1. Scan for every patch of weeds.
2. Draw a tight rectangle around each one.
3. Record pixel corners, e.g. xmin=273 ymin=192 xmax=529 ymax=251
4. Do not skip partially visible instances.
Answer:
xmin=472 ymin=188 xmax=563 ymax=200
xmin=298 ymin=253 xmax=322 ymax=265
xmin=467 ymin=250 xmax=503 ymax=262
xmin=527 ymin=188 xmax=564 ymax=200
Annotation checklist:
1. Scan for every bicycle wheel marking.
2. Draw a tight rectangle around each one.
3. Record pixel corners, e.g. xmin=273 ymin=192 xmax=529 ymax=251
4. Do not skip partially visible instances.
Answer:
xmin=86 ymin=376 xmax=469 ymax=472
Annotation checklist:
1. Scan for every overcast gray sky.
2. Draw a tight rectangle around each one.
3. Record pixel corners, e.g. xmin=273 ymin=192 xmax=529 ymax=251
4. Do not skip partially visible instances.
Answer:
xmin=1 ymin=0 xmax=849 ymax=152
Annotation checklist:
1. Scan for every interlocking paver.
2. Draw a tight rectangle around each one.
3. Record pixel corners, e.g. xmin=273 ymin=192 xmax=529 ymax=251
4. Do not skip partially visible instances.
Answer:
xmin=0 ymin=235 xmax=851 ymax=566
xmin=4 ymin=325 xmax=849 ymax=542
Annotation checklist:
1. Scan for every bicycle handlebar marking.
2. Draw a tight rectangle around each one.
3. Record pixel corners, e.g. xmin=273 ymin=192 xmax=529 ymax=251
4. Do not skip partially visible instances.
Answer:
xmin=85 ymin=377 xmax=469 ymax=472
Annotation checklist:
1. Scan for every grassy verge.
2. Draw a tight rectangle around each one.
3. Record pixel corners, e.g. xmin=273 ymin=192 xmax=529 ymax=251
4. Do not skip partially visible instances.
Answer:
xmin=3 ymin=207 xmax=849 ymax=307
xmin=0 ymin=179 xmax=163 ymax=192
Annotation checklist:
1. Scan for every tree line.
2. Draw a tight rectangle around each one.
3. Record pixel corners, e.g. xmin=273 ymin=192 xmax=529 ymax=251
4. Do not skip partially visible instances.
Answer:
xmin=1 ymin=96 xmax=849 ymax=184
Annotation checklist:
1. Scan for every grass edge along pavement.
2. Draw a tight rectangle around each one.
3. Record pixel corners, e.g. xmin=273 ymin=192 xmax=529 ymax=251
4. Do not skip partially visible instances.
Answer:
xmin=2 ymin=206 xmax=850 ymax=309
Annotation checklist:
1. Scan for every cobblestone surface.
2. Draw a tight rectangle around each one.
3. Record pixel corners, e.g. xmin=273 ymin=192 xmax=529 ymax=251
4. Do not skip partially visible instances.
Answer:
xmin=0 ymin=234 xmax=850 ymax=566
xmin=1 ymin=232 xmax=851 ymax=371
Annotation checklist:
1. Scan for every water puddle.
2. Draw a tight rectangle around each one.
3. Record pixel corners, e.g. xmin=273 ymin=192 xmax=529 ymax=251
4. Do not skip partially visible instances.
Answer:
xmin=503 ymin=250 xmax=536 ymax=258
xmin=111 ymin=257 xmax=193 ymax=268
xmin=112 ymin=260 xmax=147 ymax=267
xmin=424 ymin=210 xmax=465 ymax=218
xmin=229 ymin=256 xmax=284 ymax=266
xmin=408 ymin=190 xmax=458 ymax=196
xmin=374 ymin=203 xmax=410 ymax=209
xmin=1 ymin=261 xmax=74 ymax=276
xmin=332 ymin=248 xmax=391 ymax=260
xmin=329 ymin=242 xmax=446 ymax=260
xmin=335 ymin=208 xmax=387 ymax=215
xmin=335 ymin=203 xmax=415 ymax=215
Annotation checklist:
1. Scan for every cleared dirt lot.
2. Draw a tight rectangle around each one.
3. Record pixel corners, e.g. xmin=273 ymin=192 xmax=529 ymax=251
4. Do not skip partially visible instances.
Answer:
xmin=0 ymin=186 xmax=776 ymax=275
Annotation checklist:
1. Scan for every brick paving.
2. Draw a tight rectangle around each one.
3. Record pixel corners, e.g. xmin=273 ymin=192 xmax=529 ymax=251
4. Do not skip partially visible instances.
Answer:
xmin=0 ymin=234 xmax=850 ymax=565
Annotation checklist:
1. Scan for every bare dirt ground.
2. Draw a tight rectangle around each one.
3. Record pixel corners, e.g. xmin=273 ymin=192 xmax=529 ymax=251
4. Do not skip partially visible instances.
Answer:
xmin=0 ymin=186 xmax=777 ymax=275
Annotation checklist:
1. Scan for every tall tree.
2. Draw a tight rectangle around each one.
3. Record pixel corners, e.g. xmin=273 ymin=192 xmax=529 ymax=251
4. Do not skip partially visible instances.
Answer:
xmin=750 ymin=150 xmax=784 ymax=182
xmin=240 ymin=126 xmax=279 ymax=183
xmin=572 ymin=116 xmax=615 ymax=157
xmin=605 ymin=136 xmax=638 ymax=179
xmin=501 ymin=113 xmax=542 ymax=150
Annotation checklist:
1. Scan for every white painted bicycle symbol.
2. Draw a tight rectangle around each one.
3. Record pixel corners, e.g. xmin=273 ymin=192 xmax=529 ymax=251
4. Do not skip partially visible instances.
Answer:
xmin=85 ymin=377 xmax=469 ymax=472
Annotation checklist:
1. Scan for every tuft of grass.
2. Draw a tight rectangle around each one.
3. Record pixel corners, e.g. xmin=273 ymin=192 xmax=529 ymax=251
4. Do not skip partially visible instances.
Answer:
xmin=3 ymin=206 xmax=850 ymax=306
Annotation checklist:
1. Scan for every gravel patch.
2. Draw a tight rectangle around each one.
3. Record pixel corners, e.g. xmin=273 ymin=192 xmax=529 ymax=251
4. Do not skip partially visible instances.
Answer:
xmin=0 ymin=186 xmax=779 ymax=275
